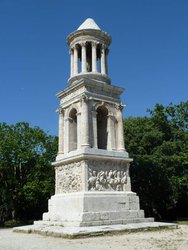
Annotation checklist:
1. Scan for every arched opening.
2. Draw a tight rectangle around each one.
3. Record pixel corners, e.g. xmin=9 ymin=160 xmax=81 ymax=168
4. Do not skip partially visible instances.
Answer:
xmin=69 ymin=108 xmax=77 ymax=151
xmin=97 ymin=106 xmax=108 ymax=149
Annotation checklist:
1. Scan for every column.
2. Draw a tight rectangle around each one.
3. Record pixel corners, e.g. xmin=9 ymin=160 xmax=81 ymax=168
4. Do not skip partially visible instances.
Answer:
xmin=92 ymin=42 xmax=97 ymax=72
xmin=81 ymin=43 xmax=87 ymax=72
xmin=116 ymin=105 xmax=125 ymax=151
xmin=70 ymin=48 xmax=74 ymax=77
xmin=64 ymin=117 xmax=70 ymax=153
xmin=58 ymin=108 xmax=64 ymax=154
xmin=105 ymin=48 xmax=109 ymax=75
xmin=92 ymin=111 xmax=98 ymax=148
xmin=107 ymin=114 xmax=116 ymax=150
xmin=76 ymin=112 xmax=81 ymax=149
xmin=81 ymin=96 xmax=90 ymax=148
xmin=101 ymin=44 xmax=106 ymax=74
xmin=73 ymin=45 xmax=78 ymax=75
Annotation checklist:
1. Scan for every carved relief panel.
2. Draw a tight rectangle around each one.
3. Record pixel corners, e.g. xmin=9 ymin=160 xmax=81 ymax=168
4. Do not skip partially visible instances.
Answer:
xmin=87 ymin=159 xmax=130 ymax=192
xmin=55 ymin=161 xmax=84 ymax=193
xmin=55 ymin=159 xmax=131 ymax=194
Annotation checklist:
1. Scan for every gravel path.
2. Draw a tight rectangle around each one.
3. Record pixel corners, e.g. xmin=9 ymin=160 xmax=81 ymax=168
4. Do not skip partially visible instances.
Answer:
xmin=0 ymin=225 xmax=188 ymax=250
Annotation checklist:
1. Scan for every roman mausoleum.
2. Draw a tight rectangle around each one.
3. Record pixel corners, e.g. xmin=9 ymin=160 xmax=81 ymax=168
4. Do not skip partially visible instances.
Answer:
xmin=41 ymin=18 xmax=154 ymax=227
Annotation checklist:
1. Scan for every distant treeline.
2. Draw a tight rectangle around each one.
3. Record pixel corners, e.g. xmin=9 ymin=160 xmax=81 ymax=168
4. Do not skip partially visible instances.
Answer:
xmin=124 ymin=101 xmax=188 ymax=221
xmin=0 ymin=101 xmax=187 ymax=225
xmin=0 ymin=122 xmax=58 ymax=226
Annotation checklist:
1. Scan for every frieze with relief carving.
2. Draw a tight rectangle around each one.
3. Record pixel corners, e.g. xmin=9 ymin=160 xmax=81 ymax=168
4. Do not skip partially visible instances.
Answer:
xmin=87 ymin=160 xmax=129 ymax=191
xmin=55 ymin=161 xmax=83 ymax=193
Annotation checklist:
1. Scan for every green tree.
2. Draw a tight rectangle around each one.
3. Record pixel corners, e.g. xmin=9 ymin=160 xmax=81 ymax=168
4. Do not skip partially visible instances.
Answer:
xmin=0 ymin=122 xmax=58 ymax=225
xmin=124 ymin=101 xmax=188 ymax=220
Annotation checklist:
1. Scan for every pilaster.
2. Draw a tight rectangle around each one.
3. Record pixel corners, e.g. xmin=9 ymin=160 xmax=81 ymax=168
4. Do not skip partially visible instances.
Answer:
xmin=107 ymin=113 xmax=116 ymax=150
xmin=116 ymin=104 xmax=126 ymax=151
xmin=76 ymin=112 xmax=81 ymax=149
xmin=57 ymin=107 xmax=64 ymax=154
xmin=81 ymin=96 xmax=90 ymax=148
xmin=92 ymin=110 xmax=98 ymax=148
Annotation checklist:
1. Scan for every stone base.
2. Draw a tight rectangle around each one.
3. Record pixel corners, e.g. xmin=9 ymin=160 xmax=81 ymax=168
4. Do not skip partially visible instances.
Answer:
xmin=42 ymin=191 xmax=154 ymax=227
xmin=13 ymin=222 xmax=178 ymax=238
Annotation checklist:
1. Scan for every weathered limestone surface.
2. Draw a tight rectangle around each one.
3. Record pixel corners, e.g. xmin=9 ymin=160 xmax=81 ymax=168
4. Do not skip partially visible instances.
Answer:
xmin=55 ymin=161 xmax=83 ymax=194
xmin=14 ymin=18 xmax=171 ymax=236
xmin=13 ymin=222 xmax=178 ymax=238
xmin=42 ymin=147 xmax=147 ymax=226
xmin=41 ymin=18 xmax=153 ymax=228
xmin=42 ymin=191 xmax=152 ymax=227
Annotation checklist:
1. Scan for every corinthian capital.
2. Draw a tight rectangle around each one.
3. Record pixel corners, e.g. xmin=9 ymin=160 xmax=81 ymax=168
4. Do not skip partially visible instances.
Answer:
xmin=91 ymin=41 xmax=98 ymax=47
xmin=101 ymin=43 xmax=107 ymax=50
xmin=69 ymin=48 xmax=74 ymax=55
xmin=115 ymin=103 xmax=126 ymax=111
xmin=80 ymin=41 xmax=86 ymax=47
xmin=56 ymin=107 xmax=64 ymax=115
xmin=81 ymin=94 xmax=89 ymax=104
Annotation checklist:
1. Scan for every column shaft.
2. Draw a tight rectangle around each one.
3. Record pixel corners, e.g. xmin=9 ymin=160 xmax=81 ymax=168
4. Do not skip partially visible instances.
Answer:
xmin=77 ymin=112 xmax=81 ymax=149
xmin=58 ymin=109 xmax=64 ymax=154
xmin=73 ymin=46 xmax=78 ymax=75
xmin=105 ymin=49 xmax=108 ymax=75
xmin=92 ymin=111 xmax=98 ymax=148
xmin=107 ymin=114 xmax=116 ymax=150
xmin=101 ymin=45 xmax=106 ymax=74
xmin=81 ymin=97 xmax=90 ymax=148
xmin=81 ymin=43 xmax=87 ymax=72
xmin=92 ymin=42 xmax=97 ymax=72
xmin=107 ymin=115 xmax=112 ymax=150
xmin=117 ymin=106 xmax=125 ymax=151
xmin=70 ymin=49 xmax=74 ymax=77
xmin=64 ymin=117 xmax=69 ymax=153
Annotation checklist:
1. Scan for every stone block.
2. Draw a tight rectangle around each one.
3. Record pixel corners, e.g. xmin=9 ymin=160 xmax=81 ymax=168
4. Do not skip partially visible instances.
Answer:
xmin=41 ymin=191 xmax=152 ymax=227
xmin=137 ymin=210 xmax=145 ymax=218
xmin=129 ymin=202 xmax=140 ymax=210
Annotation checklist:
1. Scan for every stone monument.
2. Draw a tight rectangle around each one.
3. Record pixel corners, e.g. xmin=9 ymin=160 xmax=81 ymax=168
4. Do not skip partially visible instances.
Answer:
xmin=41 ymin=18 xmax=153 ymax=227
xmin=14 ymin=19 xmax=177 ymax=237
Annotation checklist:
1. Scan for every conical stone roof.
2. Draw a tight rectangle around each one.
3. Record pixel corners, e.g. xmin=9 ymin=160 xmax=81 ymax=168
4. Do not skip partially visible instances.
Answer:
xmin=77 ymin=18 xmax=101 ymax=30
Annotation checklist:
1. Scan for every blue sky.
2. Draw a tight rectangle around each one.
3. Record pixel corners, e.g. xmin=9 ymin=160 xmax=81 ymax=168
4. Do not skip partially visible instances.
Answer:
xmin=0 ymin=0 xmax=187 ymax=135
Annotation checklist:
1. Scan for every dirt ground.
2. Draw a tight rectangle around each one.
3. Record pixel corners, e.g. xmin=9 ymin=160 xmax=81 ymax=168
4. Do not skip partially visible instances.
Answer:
xmin=0 ymin=224 xmax=188 ymax=250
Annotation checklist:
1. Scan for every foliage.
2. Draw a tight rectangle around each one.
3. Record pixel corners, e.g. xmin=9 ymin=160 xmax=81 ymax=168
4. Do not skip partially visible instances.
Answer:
xmin=0 ymin=101 xmax=187 ymax=224
xmin=124 ymin=101 xmax=188 ymax=220
xmin=0 ymin=122 xmax=58 ymax=225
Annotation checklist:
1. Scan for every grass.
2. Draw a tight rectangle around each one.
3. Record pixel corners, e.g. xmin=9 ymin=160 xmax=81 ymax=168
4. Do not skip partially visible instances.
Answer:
xmin=177 ymin=220 xmax=188 ymax=225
